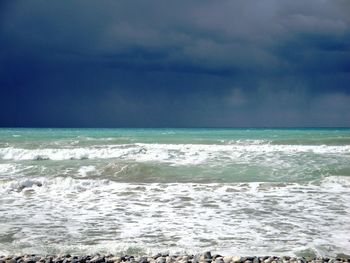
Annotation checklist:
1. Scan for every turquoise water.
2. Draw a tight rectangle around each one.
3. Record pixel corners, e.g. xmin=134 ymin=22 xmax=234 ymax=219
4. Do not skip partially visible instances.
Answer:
xmin=2 ymin=128 xmax=350 ymax=145
xmin=0 ymin=128 xmax=349 ymax=256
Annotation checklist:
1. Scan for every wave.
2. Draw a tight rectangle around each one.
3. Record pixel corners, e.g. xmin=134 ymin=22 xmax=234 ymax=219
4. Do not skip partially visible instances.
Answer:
xmin=1 ymin=175 xmax=350 ymax=193
xmin=0 ymin=176 xmax=108 ymax=193
xmin=0 ymin=163 xmax=37 ymax=177
xmin=0 ymin=143 xmax=349 ymax=163
xmin=0 ymin=176 xmax=349 ymax=257
xmin=0 ymin=163 xmax=19 ymax=175
xmin=78 ymin=165 xmax=97 ymax=177
xmin=271 ymin=137 xmax=350 ymax=146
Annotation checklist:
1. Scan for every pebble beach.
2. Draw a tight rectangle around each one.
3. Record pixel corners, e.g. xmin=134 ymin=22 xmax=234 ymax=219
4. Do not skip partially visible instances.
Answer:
xmin=1 ymin=253 xmax=349 ymax=263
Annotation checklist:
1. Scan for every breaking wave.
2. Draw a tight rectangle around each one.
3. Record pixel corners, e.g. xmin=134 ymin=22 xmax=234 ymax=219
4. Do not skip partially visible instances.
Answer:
xmin=0 ymin=143 xmax=349 ymax=164
xmin=0 ymin=176 xmax=349 ymax=256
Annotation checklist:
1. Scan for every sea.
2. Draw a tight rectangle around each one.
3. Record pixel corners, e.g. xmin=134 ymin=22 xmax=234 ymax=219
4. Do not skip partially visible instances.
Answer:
xmin=0 ymin=128 xmax=349 ymax=257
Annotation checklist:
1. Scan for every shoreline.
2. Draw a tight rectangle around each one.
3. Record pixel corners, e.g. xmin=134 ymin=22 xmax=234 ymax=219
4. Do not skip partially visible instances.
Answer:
xmin=1 ymin=253 xmax=349 ymax=263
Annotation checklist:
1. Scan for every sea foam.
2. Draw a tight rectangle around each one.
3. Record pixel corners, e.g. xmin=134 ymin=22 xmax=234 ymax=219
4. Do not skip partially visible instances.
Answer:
xmin=0 ymin=176 xmax=349 ymax=257
xmin=0 ymin=143 xmax=349 ymax=164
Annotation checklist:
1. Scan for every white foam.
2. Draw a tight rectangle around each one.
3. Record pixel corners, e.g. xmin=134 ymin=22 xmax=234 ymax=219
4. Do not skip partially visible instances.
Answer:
xmin=1 ymin=178 xmax=44 ymax=192
xmin=0 ymin=143 xmax=349 ymax=165
xmin=0 ymin=163 xmax=18 ymax=175
xmin=230 ymin=139 xmax=269 ymax=145
xmin=0 ymin=176 xmax=108 ymax=193
xmin=0 ymin=163 xmax=31 ymax=177
xmin=78 ymin=165 xmax=96 ymax=177
xmin=0 ymin=176 xmax=349 ymax=256
xmin=319 ymin=175 xmax=350 ymax=190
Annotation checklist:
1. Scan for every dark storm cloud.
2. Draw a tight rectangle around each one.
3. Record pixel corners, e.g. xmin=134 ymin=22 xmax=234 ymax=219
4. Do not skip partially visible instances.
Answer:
xmin=1 ymin=0 xmax=350 ymax=127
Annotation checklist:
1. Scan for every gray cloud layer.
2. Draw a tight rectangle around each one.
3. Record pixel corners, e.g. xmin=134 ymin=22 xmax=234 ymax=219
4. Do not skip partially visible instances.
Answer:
xmin=1 ymin=0 xmax=350 ymax=127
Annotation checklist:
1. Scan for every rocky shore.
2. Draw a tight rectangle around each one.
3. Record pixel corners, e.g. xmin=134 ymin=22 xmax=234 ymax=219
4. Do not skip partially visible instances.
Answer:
xmin=1 ymin=252 xmax=349 ymax=263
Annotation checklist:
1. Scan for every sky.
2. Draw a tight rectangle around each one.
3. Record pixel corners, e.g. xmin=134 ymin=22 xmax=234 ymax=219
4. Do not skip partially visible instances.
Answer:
xmin=1 ymin=0 xmax=350 ymax=127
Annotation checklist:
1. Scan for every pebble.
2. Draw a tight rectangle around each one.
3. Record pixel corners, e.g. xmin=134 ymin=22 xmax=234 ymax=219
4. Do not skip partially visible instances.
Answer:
xmin=0 ymin=253 xmax=348 ymax=263
xmin=203 ymin=253 xmax=212 ymax=260
xmin=232 ymin=256 xmax=242 ymax=263
xmin=138 ymin=258 xmax=148 ymax=263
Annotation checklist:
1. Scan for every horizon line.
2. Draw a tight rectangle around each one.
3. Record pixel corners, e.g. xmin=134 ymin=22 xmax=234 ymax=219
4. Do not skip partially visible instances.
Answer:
xmin=1 ymin=126 xmax=350 ymax=129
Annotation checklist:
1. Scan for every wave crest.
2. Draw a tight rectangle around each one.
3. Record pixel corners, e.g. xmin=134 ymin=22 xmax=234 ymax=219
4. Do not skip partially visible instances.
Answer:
xmin=0 ymin=143 xmax=349 ymax=164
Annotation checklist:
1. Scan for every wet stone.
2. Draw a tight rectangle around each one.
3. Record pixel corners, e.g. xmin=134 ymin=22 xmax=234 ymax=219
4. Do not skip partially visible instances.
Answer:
xmin=0 ymin=255 xmax=349 ymax=263
xmin=114 ymin=258 xmax=122 ymax=263
xmin=232 ymin=256 xmax=242 ymax=263
xmin=53 ymin=258 xmax=63 ymax=263
xmin=89 ymin=256 xmax=104 ymax=263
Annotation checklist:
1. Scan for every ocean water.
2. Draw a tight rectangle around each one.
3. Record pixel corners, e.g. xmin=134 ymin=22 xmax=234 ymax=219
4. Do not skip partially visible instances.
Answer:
xmin=0 ymin=128 xmax=350 ymax=257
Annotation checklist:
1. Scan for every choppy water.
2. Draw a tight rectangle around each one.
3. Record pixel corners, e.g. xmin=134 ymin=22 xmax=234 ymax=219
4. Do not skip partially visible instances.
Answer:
xmin=0 ymin=128 xmax=349 ymax=257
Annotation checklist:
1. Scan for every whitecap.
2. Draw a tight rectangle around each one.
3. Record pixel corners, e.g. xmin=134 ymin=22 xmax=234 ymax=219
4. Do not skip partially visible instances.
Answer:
xmin=78 ymin=165 xmax=96 ymax=177
xmin=1 ymin=143 xmax=349 ymax=165
xmin=0 ymin=177 xmax=349 ymax=257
